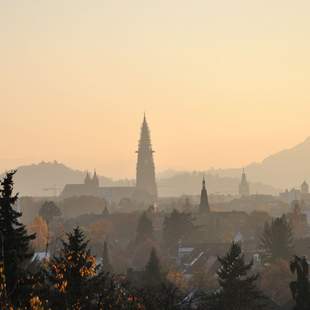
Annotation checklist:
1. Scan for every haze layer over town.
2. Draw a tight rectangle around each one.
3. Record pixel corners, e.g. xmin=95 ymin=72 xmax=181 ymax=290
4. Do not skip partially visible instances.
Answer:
xmin=1 ymin=1 xmax=310 ymax=309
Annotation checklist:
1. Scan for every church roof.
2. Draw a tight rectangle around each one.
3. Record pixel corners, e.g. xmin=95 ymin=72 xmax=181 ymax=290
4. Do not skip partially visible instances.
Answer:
xmin=60 ymin=184 xmax=136 ymax=203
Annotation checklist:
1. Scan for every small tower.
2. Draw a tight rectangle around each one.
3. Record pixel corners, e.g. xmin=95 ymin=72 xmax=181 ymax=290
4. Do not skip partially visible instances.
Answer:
xmin=199 ymin=177 xmax=210 ymax=213
xmin=301 ymin=181 xmax=309 ymax=195
xmin=92 ymin=169 xmax=99 ymax=188
xmin=239 ymin=169 xmax=250 ymax=197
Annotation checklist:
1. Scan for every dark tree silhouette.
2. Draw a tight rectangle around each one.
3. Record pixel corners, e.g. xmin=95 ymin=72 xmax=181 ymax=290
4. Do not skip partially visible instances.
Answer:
xmin=47 ymin=227 xmax=96 ymax=309
xmin=39 ymin=201 xmax=61 ymax=224
xmin=290 ymin=255 xmax=310 ymax=310
xmin=135 ymin=212 xmax=154 ymax=244
xmin=0 ymin=171 xmax=35 ymax=304
xmin=163 ymin=209 xmax=195 ymax=255
xmin=260 ymin=215 xmax=294 ymax=261
xmin=207 ymin=242 xmax=264 ymax=310
xmin=91 ymin=271 xmax=143 ymax=309
xmin=144 ymin=247 xmax=162 ymax=287
xmin=138 ymin=282 xmax=182 ymax=310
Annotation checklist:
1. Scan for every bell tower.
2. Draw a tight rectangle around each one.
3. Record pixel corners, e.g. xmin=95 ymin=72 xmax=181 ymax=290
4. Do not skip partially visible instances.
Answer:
xmin=199 ymin=177 xmax=210 ymax=213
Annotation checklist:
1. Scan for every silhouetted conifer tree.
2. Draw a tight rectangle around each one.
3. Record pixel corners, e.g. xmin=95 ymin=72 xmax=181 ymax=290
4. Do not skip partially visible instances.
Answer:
xmin=290 ymin=255 xmax=310 ymax=310
xmin=207 ymin=242 xmax=264 ymax=310
xmin=135 ymin=212 xmax=154 ymax=244
xmin=163 ymin=209 xmax=195 ymax=255
xmin=0 ymin=171 xmax=35 ymax=304
xmin=261 ymin=215 xmax=294 ymax=261
xmin=47 ymin=227 xmax=96 ymax=309
xmin=144 ymin=247 xmax=162 ymax=287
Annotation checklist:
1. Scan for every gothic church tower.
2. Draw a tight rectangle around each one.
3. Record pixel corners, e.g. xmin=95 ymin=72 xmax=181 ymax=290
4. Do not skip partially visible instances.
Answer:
xmin=136 ymin=115 xmax=158 ymax=201
xmin=199 ymin=177 xmax=210 ymax=213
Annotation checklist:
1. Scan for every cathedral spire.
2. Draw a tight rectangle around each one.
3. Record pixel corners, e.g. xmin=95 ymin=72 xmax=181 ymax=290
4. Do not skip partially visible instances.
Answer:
xmin=199 ymin=176 xmax=210 ymax=213
xmin=136 ymin=114 xmax=158 ymax=201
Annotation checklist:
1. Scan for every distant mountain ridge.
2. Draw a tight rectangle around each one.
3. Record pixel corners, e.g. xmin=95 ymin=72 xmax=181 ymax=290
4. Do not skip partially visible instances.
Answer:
xmin=2 ymin=161 xmax=133 ymax=197
xmin=210 ymin=136 xmax=310 ymax=190
xmin=3 ymin=137 xmax=309 ymax=197
xmin=0 ymin=161 xmax=277 ymax=197
xmin=157 ymin=172 xmax=277 ymax=197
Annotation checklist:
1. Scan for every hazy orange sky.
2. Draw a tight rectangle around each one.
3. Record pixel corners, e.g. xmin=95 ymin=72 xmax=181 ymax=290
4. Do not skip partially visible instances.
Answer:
xmin=1 ymin=0 xmax=310 ymax=178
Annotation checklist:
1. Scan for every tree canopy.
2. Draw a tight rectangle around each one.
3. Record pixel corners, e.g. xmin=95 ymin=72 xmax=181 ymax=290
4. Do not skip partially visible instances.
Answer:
xmin=260 ymin=215 xmax=294 ymax=261
xmin=0 ymin=171 xmax=35 ymax=305
xmin=206 ymin=242 xmax=264 ymax=310
xmin=135 ymin=212 xmax=154 ymax=244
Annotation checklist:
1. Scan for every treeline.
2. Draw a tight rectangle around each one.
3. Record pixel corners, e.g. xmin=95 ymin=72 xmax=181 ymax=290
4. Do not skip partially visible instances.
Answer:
xmin=0 ymin=171 xmax=309 ymax=309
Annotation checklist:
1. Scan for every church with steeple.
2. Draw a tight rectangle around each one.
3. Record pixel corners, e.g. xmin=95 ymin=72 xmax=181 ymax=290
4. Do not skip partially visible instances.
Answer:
xmin=84 ymin=170 xmax=99 ymax=189
xmin=61 ymin=115 xmax=158 ymax=205
xmin=239 ymin=169 xmax=250 ymax=197
xmin=199 ymin=177 xmax=210 ymax=213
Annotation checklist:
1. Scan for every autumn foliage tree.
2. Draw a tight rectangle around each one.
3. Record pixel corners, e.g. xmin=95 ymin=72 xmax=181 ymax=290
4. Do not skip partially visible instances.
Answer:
xmin=47 ymin=227 xmax=96 ymax=309
xmin=28 ymin=216 xmax=49 ymax=251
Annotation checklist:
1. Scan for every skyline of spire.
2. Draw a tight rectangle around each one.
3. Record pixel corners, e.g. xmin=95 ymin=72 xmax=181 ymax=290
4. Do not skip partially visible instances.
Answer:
xmin=239 ymin=168 xmax=250 ymax=197
xmin=199 ymin=176 xmax=210 ymax=213
xmin=136 ymin=114 xmax=158 ymax=201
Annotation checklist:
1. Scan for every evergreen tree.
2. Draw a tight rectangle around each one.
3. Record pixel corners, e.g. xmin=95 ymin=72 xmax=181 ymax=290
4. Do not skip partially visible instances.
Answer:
xmin=144 ymin=247 xmax=162 ymax=287
xmin=260 ymin=215 xmax=294 ymax=261
xmin=91 ymin=271 xmax=143 ymax=309
xmin=47 ymin=227 xmax=96 ymax=309
xmin=207 ymin=242 xmax=264 ymax=310
xmin=0 ymin=171 xmax=35 ymax=303
xmin=135 ymin=212 xmax=154 ymax=244
xmin=290 ymin=255 xmax=310 ymax=310
xmin=101 ymin=241 xmax=113 ymax=273
xmin=163 ymin=209 xmax=195 ymax=255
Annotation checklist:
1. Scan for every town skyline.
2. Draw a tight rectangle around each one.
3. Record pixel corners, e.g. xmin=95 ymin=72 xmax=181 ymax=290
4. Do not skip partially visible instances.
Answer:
xmin=0 ymin=113 xmax=309 ymax=179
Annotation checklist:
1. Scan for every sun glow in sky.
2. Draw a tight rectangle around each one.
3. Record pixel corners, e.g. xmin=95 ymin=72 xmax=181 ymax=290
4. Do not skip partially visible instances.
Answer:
xmin=1 ymin=0 xmax=310 ymax=178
